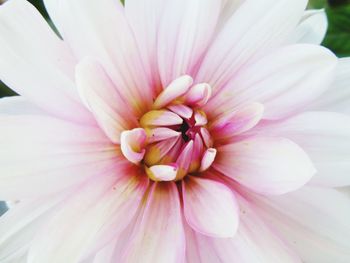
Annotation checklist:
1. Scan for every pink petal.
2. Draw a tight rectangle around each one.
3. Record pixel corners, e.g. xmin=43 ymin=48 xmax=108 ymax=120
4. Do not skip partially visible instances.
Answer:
xmin=197 ymin=0 xmax=307 ymax=90
xmin=176 ymin=141 xmax=194 ymax=180
xmin=250 ymin=186 xmax=350 ymax=262
xmin=0 ymin=0 xmax=92 ymax=124
xmin=0 ymin=115 xmax=118 ymax=199
xmin=122 ymin=182 xmax=185 ymax=263
xmin=194 ymin=111 xmax=208 ymax=126
xmin=76 ymin=58 xmax=137 ymax=143
xmin=256 ymin=112 xmax=350 ymax=187
xmin=168 ymin=104 xmax=193 ymax=119
xmin=189 ymin=134 xmax=204 ymax=173
xmin=28 ymin=173 xmax=149 ymax=263
xmin=200 ymin=128 xmax=213 ymax=148
xmin=215 ymin=136 xmax=316 ymax=195
xmin=185 ymin=83 xmax=212 ymax=107
xmin=211 ymin=103 xmax=264 ymax=139
xmin=182 ymin=177 xmax=239 ymax=238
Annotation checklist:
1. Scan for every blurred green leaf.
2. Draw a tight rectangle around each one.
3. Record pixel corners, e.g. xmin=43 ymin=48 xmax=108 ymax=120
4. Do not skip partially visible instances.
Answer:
xmin=28 ymin=0 xmax=49 ymax=18
xmin=308 ymin=0 xmax=328 ymax=8
xmin=323 ymin=4 xmax=350 ymax=57
xmin=0 ymin=81 xmax=16 ymax=97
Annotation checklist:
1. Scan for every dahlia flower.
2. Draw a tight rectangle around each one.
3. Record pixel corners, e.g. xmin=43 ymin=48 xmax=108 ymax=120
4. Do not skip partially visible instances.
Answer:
xmin=0 ymin=0 xmax=349 ymax=262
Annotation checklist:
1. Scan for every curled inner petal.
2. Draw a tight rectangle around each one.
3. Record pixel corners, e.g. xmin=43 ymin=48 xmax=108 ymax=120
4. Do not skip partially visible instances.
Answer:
xmin=120 ymin=128 xmax=147 ymax=164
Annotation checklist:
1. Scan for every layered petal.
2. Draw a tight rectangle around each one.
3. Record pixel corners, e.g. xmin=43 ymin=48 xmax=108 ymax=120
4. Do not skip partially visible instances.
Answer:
xmin=126 ymin=0 xmax=222 ymax=87
xmin=197 ymin=0 xmax=307 ymax=90
xmin=182 ymin=177 xmax=239 ymax=238
xmin=76 ymin=59 xmax=138 ymax=143
xmin=44 ymin=0 xmax=153 ymax=114
xmin=0 ymin=115 xmax=117 ymax=199
xmin=308 ymin=58 xmax=350 ymax=114
xmin=291 ymin=9 xmax=328 ymax=44
xmin=254 ymin=112 xmax=350 ymax=187
xmin=205 ymin=44 xmax=337 ymax=119
xmin=185 ymin=196 xmax=300 ymax=263
xmin=214 ymin=136 xmax=315 ymax=195
xmin=0 ymin=0 xmax=92 ymax=123
xmin=28 ymin=173 xmax=148 ymax=263
xmin=122 ymin=182 xmax=185 ymax=263
xmin=250 ymin=186 xmax=350 ymax=262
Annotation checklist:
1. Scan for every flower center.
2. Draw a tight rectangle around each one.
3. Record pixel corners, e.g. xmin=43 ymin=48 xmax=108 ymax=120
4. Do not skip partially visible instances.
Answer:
xmin=120 ymin=75 xmax=217 ymax=182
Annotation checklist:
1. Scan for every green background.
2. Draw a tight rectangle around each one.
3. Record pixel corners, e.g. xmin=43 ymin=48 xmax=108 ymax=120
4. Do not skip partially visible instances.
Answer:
xmin=1 ymin=0 xmax=350 ymax=97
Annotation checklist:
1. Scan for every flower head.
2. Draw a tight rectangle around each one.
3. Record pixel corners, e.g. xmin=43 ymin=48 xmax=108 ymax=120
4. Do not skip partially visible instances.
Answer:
xmin=0 ymin=0 xmax=350 ymax=262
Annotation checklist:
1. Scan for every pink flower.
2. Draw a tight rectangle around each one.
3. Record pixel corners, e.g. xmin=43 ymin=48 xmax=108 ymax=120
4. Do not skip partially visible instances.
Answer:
xmin=0 ymin=0 xmax=350 ymax=262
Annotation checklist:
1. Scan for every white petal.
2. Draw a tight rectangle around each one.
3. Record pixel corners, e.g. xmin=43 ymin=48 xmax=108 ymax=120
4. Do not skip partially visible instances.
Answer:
xmin=0 ymin=198 xmax=63 ymax=263
xmin=153 ymin=75 xmax=193 ymax=109
xmin=197 ymin=0 xmax=308 ymax=90
xmin=250 ymin=186 xmax=350 ymax=262
xmin=215 ymin=136 xmax=316 ymax=195
xmin=291 ymin=9 xmax=328 ymax=44
xmin=0 ymin=97 xmax=44 ymax=115
xmin=122 ymin=182 xmax=185 ymax=263
xmin=130 ymin=0 xmax=222 ymax=86
xmin=185 ymin=195 xmax=301 ymax=262
xmin=76 ymin=59 xmax=138 ymax=143
xmin=28 ymin=174 xmax=148 ymax=263
xmin=0 ymin=115 xmax=117 ymax=199
xmin=0 ymin=0 xmax=92 ymax=123
xmin=218 ymin=0 xmax=245 ymax=29
xmin=255 ymin=112 xmax=350 ymax=187
xmin=44 ymin=0 xmax=154 ymax=114
xmin=146 ymin=165 xmax=178 ymax=182
xmin=308 ymin=57 xmax=350 ymax=114
xmin=205 ymin=44 xmax=337 ymax=119
xmin=182 ymin=177 xmax=239 ymax=238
